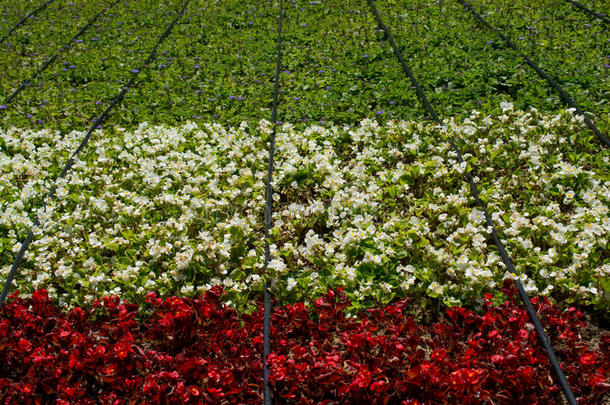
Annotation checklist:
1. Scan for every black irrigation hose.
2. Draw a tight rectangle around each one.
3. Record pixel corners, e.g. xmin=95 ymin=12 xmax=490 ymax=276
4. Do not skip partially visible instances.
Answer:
xmin=366 ymin=1 xmax=578 ymax=404
xmin=458 ymin=0 xmax=610 ymax=148
xmin=565 ymin=0 xmax=610 ymax=25
xmin=263 ymin=0 xmax=284 ymax=403
xmin=0 ymin=0 xmax=192 ymax=310
xmin=0 ymin=0 xmax=56 ymax=44
xmin=2 ymin=0 xmax=122 ymax=108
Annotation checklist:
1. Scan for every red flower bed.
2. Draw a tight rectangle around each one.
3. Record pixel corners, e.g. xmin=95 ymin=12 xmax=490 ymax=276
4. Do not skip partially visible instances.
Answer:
xmin=0 ymin=280 xmax=608 ymax=404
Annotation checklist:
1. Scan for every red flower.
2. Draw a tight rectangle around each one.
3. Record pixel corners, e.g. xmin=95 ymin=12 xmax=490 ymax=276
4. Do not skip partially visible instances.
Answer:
xmin=18 ymin=338 xmax=32 ymax=352
xmin=114 ymin=341 xmax=133 ymax=360
xmin=431 ymin=348 xmax=447 ymax=362
xmin=370 ymin=380 xmax=389 ymax=393
xmin=102 ymin=364 xmax=117 ymax=376
xmin=189 ymin=385 xmax=200 ymax=396
xmin=208 ymin=387 xmax=225 ymax=398
xmin=59 ymin=327 xmax=71 ymax=338
xmin=580 ymin=353 xmax=597 ymax=367
xmin=353 ymin=367 xmax=371 ymax=388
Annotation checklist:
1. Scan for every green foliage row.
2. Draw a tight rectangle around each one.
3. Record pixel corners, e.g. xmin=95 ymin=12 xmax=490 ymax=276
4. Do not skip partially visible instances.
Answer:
xmin=0 ymin=0 xmax=42 ymax=34
xmin=0 ymin=0 xmax=607 ymax=137
xmin=373 ymin=0 xmax=609 ymax=134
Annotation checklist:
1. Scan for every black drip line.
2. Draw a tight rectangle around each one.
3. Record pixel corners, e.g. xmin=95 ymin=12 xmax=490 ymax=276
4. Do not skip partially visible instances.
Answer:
xmin=0 ymin=0 xmax=192 ymax=309
xmin=367 ymin=1 xmax=578 ymax=404
xmin=263 ymin=0 xmax=284 ymax=403
xmin=458 ymin=0 xmax=609 ymax=148
xmin=565 ymin=0 xmax=610 ymax=25
xmin=2 ymin=0 xmax=122 ymax=108
xmin=0 ymin=0 xmax=56 ymax=45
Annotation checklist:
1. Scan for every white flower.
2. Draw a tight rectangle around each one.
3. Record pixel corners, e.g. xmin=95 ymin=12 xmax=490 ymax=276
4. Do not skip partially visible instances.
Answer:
xmin=88 ymin=234 xmax=103 ymax=248
xmin=83 ymin=258 xmax=97 ymax=269
xmin=523 ymin=279 xmax=538 ymax=294
xmin=397 ymin=264 xmax=415 ymax=274
xmin=399 ymin=276 xmax=416 ymax=291
xmin=428 ymin=281 xmax=443 ymax=295
xmin=469 ymin=208 xmax=485 ymax=224
xmin=379 ymin=282 xmax=392 ymax=293
xmin=540 ymin=248 xmax=557 ymax=265
xmin=577 ymin=238 xmax=592 ymax=251
xmin=268 ymin=258 xmax=287 ymax=273
xmin=499 ymin=101 xmax=514 ymax=113
xmin=581 ymin=223 xmax=602 ymax=238
xmin=363 ymin=251 xmax=382 ymax=264
xmin=456 ymin=254 xmax=469 ymax=268
xmin=582 ymin=189 xmax=596 ymax=204
xmin=344 ymin=266 xmax=356 ymax=281
xmin=180 ymin=285 xmax=194 ymax=295
xmin=455 ymin=161 xmax=467 ymax=174
xmin=175 ymin=247 xmax=193 ymax=270
xmin=304 ymin=230 xmax=323 ymax=250
xmin=550 ymin=230 xmax=567 ymax=245
xmin=462 ymin=126 xmax=476 ymax=136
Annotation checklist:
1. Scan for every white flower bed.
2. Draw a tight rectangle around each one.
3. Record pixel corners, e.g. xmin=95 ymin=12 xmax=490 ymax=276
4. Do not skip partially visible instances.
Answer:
xmin=0 ymin=107 xmax=607 ymax=311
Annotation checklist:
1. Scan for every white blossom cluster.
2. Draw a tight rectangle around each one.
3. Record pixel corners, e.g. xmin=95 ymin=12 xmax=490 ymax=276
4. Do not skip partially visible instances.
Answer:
xmin=0 ymin=107 xmax=607 ymax=310
xmin=451 ymin=106 xmax=608 ymax=306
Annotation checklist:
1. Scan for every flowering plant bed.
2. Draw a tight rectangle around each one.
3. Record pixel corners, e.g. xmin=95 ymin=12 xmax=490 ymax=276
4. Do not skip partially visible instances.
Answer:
xmin=1 ymin=0 xmax=608 ymax=403
xmin=0 ymin=281 xmax=608 ymax=404
xmin=1 ymin=109 xmax=608 ymax=314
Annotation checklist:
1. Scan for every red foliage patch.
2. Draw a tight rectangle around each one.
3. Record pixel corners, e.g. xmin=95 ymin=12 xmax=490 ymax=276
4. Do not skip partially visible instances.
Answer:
xmin=0 ymin=281 xmax=608 ymax=404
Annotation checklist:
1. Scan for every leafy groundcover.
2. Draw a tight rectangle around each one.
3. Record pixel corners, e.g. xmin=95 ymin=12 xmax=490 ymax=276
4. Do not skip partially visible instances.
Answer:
xmin=0 ymin=280 xmax=608 ymax=404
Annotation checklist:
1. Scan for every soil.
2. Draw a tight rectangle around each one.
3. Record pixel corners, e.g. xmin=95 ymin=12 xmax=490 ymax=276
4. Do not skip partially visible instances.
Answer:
xmin=579 ymin=311 xmax=607 ymax=354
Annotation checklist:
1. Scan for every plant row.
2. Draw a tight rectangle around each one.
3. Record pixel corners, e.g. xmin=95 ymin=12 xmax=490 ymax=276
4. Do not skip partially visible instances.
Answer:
xmin=0 ymin=0 xmax=49 ymax=35
xmin=0 ymin=0 xmax=184 ymax=130
xmin=0 ymin=0 xmax=607 ymax=137
xmin=374 ymin=0 xmax=609 ymax=135
xmin=0 ymin=108 xmax=607 ymax=312
xmin=0 ymin=282 xmax=608 ymax=404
